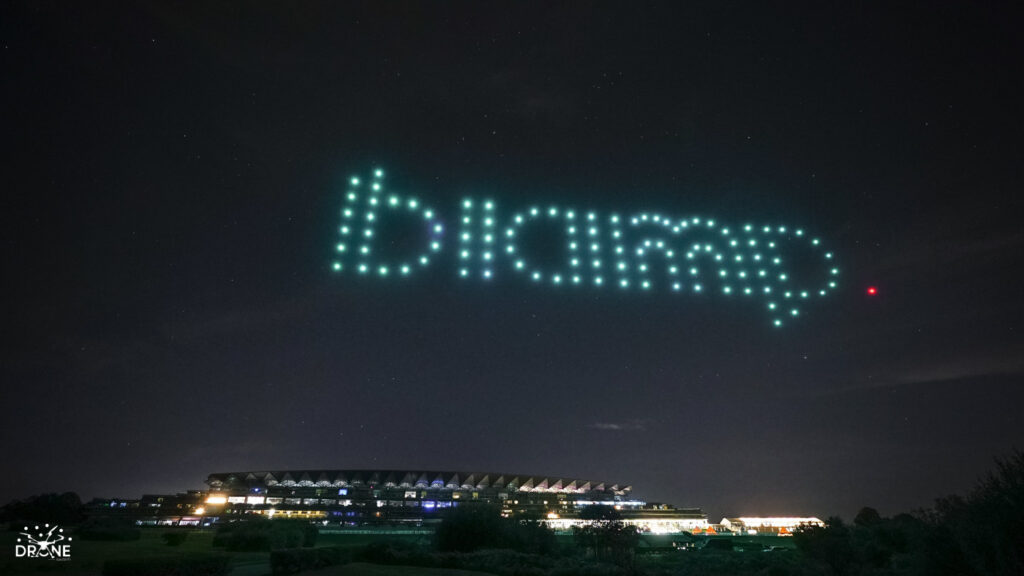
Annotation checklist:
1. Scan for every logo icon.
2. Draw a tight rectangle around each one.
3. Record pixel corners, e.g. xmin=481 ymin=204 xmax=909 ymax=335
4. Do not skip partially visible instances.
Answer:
xmin=15 ymin=523 xmax=72 ymax=560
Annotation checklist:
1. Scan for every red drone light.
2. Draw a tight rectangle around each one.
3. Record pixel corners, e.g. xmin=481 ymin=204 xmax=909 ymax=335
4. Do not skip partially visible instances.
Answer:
xmin=867 ymin=286 xmax=877 ymax=295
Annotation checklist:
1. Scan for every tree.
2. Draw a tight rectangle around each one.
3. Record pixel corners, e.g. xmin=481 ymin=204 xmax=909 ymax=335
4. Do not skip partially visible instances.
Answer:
xmin=853 ymin=506 xmax=882 ymax=527
xmin=925 ymin=450 xmax=1024 ymax=576
xmin=212 ymin=517 xmax=317 ymax=551
xmin=1 ymin=492 xmax=83 ymax=526
xmin=572 ymin=506 xmax=639 ymax=566
xmin=793 ymin=517 xmax=856 ymax=576
xmin=434 ymin=504 xmax=555 ymax=554
xmin=435 ymin=504 xmax=505 ymax=552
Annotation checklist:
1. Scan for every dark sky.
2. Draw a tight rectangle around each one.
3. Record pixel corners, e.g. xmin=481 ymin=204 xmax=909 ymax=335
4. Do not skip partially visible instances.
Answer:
xmin=3 ymin=1 xmax=1023 ymax=521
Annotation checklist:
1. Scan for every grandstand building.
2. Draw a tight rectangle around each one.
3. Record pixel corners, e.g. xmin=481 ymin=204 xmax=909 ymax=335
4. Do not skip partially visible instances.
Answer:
xmin=87 ymin=469 xmax=708 ymax=533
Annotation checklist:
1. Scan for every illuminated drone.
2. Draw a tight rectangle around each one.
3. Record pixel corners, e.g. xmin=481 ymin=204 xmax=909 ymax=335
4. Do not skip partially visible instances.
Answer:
xmin=331 ymin=168 xmax=840 ymax=326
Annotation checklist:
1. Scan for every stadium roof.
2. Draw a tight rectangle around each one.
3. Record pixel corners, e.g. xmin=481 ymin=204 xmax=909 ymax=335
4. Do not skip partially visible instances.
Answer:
xmin=206 ymin=470 xmax=631 ymax=493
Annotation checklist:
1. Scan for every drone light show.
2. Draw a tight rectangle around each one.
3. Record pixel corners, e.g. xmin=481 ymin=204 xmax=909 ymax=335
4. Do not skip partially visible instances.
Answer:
xmin=331 ymin=168 xmax=840 ymax=326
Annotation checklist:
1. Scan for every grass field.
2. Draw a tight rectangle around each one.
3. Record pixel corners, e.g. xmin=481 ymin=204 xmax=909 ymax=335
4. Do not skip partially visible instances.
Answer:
xmin=0 ymin=527 xmax=796 ymax=575
xmin=302 ymin=563 xmax=495 ymax=576
xmin=635 ymin=533 xmax=796 ymax=550
xmin=0 ymin=528 xmax=257 ymax=575
xmin=316 ymin=532 xmax=432 ymax=549
xmin=0 ymin=527 xmax=442 ymax=576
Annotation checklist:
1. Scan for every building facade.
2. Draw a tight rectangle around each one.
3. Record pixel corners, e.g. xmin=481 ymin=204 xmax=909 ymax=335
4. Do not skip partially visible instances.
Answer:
xmin=87 ymin=469 xmax=708 ymax=533
xmin=719 ymin=517 xmax=825 ymax=535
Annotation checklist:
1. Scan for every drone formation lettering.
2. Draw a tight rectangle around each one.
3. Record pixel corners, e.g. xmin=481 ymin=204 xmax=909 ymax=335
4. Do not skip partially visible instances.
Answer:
xmin=331 ymin=168 xmax=840 ymax=326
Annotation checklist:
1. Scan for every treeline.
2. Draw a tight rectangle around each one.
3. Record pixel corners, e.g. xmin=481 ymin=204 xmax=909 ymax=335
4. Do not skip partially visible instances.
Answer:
xmin=296 ymin=504 xmax=645 ymax=576
xmin=1 ymin=450 xmax=1021 ymax=575
xmin=435 ymin=503 xmax=557 ymax=554
xmin=346 ymin=451 xmax=1024 ymax=576
xmin=793 ymin=450 xmax=1024 ymax=576
xmin=0 ymin=491 xmax=83 ymax=525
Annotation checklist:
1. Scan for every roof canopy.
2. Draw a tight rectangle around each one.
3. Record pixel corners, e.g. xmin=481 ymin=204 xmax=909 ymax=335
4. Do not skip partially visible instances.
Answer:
xmin=206 ymin=469 xmax=630 ymax=494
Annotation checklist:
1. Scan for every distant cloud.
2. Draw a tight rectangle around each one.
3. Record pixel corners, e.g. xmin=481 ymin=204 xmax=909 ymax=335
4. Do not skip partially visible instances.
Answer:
xmin=814 ymin=369 xmax=1024 ymax=398
xmin=588 ymin=420 xmax=648 ymax=432
xmin=875 ymin=210 xmax=1024 ymax=276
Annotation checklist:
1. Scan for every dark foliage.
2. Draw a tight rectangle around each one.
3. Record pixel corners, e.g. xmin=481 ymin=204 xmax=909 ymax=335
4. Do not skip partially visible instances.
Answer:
xmin=355 ymin=541 xmax=634 ymax=576
xmin=212 ymin=517 xmax=317 ymax=551
xmin=161 ymin=530 xmax=189 ymax=546
xmin=102 ymin=554 xmax=231 ymax=576
xmin=789 ymin=450 xmax=1024 ymax=576
xmin=794 ymin=519 xmax=851 ymax=575
xmin=572 ymin=506 xmax=639 ymax=566
xmin=434 ymin=504 xmax=556 ymax=554
xmin=917 ymin=523 xmax=976 ymax=576
xmin=270 ymin=545 xmax=351 ymax=575
xmin=76 ymin=517 xmax=141 ymax=541
xmin=922 ymin=449 xmax=1024 ymax=576
xmin=701 ymin=538 xmax=735 ymax=552
xmin=0 ymin=492 xmax=83 ymax=526
xmin=852 ymin=507 xmax=882 ymax=528
xmin=794 ymin=513 xmax=931 ymax=576
xmin=641 ymin=548 xmax=826 ymax=576
xmin=356 ymin=539 xmax=438 ymax=565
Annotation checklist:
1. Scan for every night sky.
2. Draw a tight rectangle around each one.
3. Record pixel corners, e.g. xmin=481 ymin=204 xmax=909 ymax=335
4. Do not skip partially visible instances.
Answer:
xmin=3 ymin=2 xmax=1023 ymax=521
